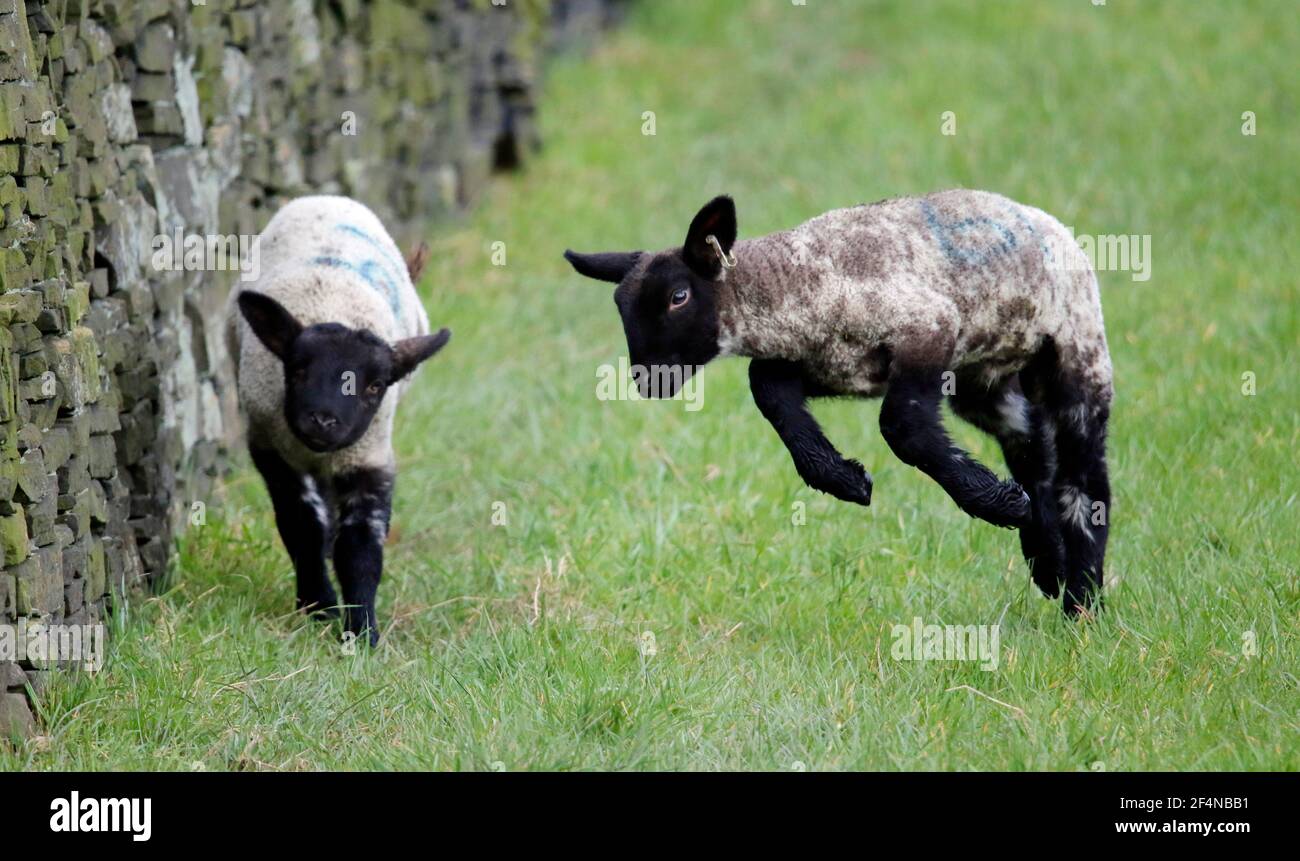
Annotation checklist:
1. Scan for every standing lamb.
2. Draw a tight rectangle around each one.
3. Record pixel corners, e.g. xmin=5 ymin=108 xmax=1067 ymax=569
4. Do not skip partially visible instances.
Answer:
xmin=564 ymin=191 xmax=1113 ymax=615
xmin=226 ymin=195 xmax=450 ymax=644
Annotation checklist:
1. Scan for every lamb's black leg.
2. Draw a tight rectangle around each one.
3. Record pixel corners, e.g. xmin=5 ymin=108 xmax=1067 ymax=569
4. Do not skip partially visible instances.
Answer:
xmin=949 ymin=377 xmax=1067 ymax=597
xmin=1051 ymin=398 xmax=1111 ymax=617
xmin=249 ymin=445 xmax=338 ymax=618
xmin=749 ymin=359 xmax=872 ymax=506
xmin=332 ymin=468 xmax=394 ymax=646
xmin=879 ymin=367 xmax=1030 ymax=528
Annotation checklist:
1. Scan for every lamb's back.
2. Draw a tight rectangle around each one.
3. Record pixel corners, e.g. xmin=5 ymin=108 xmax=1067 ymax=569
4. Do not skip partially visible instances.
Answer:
xmin=782 ymin=190 xmax=1100 ymax=373
xmin=251 ymin=195 xmax=427 ymax=340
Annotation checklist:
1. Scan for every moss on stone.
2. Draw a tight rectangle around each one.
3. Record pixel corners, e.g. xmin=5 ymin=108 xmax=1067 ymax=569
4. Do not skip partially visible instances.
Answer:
xmin=0 ymin=506 xmax=27 ymax=565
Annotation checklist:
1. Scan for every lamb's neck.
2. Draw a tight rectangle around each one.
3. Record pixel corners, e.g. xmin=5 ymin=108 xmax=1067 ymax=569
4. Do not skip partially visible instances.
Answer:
xmin=715 ymin=232 xmax=822 ymax=361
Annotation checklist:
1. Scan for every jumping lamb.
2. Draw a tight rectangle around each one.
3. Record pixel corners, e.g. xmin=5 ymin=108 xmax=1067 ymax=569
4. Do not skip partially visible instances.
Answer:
xmin=226 ymin=195 xmax=451 ymax=644
xmin=564 ymin=190 xmax=1113 ymax=615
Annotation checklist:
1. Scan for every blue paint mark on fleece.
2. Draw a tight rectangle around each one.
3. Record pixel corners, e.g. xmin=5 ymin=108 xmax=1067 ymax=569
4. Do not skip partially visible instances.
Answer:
xmin=337 ymin=223 xmax=408 ymax=281
xmin=1006 ymin=206 xmax=1055 ymax=267
xmin=311 ymin=255 xmax=404 ymax=321
xmin=309 ymin=223 xmax=409 ymax=322
xmin=920 ymin=200 xmax=1019 ymax=266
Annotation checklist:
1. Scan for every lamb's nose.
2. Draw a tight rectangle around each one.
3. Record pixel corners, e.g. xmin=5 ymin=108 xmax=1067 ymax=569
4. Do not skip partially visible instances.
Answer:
xmin=310 ymin=411 xmax=339 ymax=430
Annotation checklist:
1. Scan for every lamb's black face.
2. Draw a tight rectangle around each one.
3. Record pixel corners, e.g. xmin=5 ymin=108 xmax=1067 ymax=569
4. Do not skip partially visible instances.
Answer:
xmin=564 ymin=195 xmax=737 ymax=399
xmin=283 ymin=325 xmax=394 ymax=452
xmin=614 ymin=256 xmax=720 ymax=398
xmin=237 ymin=291 xmax=451 ymax=454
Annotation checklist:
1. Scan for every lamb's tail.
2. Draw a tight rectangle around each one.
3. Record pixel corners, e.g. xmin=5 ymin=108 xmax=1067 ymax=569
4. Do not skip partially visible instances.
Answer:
xmin=405 ymin=241 xmax=431 ymax=283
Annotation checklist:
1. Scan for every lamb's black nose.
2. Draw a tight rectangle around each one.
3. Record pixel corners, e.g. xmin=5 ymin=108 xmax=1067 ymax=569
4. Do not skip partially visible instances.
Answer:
xmin=310 ymin=411 xmax=339 ymax=430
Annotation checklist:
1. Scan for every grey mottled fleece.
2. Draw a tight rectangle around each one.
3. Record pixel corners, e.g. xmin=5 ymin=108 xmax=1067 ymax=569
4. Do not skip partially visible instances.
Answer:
xmin=567 ymin=188 xmax=1115 ymax=615
xmin=713 ymin=189 xmax=1112 ymax=404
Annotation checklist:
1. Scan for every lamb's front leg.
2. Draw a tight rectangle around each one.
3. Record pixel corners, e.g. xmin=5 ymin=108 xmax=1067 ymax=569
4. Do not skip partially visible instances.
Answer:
xmin=879 ymin=367 xmax=1030 ymax=528
xmin=749 ymin=359 xmax=873 ymax=506
xmin=332 ymin=468 xmax=394 ymax=646
xmin=249 ymin=444 xmax=338 ymax=618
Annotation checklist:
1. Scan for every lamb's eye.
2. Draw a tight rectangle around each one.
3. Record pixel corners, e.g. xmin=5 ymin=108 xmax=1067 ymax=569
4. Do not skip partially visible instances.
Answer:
xmin=366 ymin=381 xmax=384 ymax=396
xmin=669 ymin=286 xmax=690 ymax=310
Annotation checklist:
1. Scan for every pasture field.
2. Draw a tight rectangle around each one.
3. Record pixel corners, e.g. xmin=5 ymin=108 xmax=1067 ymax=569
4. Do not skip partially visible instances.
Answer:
xmin=5 ymin=0 xmax=1296 ymax=771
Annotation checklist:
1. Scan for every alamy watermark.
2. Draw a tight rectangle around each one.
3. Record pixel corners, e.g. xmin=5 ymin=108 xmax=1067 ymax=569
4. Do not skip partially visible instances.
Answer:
xmin=150 ymin=228 xmax=261 ymax=281
xmin=596 ymin=357 xmax=704 ymax=411
xmin=1048 ymin=227 xmax=1152 ymax=282
xmin=0 ymin=621 xmax=105 ymax=671
xmin=891 ymin=616 xmax=1000 ymax=671
xmin=50 ymin=791 xmax=151 ymax=842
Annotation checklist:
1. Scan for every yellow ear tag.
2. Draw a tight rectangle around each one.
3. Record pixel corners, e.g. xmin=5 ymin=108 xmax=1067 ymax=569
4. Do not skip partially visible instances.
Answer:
xmin=705 ymin=234 xmax=737 ymax=269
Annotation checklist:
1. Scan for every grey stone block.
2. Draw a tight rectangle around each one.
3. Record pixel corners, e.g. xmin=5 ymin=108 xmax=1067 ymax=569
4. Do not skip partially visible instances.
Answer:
xmin=0 ymin=692 xmax=34 ymax=738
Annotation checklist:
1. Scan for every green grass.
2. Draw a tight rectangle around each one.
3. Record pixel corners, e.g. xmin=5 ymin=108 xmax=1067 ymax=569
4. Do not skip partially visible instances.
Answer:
xmin=6 ymin=0 xmax=1297 ymax=770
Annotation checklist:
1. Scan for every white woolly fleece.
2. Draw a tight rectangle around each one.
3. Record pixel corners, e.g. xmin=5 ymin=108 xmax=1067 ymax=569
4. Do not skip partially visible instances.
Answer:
xmin=225 ymin=195 xmax=431 ymax=475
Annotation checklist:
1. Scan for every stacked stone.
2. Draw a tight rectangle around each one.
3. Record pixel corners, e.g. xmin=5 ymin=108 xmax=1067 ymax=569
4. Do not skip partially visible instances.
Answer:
xmin=0 ymin=0 xmax=624 ymax=738
xmin=0 ymin=0 xmax=151 ymax=737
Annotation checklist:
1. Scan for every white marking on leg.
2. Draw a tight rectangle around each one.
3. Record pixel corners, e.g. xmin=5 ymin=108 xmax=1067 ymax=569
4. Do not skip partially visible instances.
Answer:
xmin=1058 ymin=485 xmax=1096 ymax=541
xmin=997 ymin=392 xmax=1031 ymax=436
xmin=301 ymin=475 xmax=329 ymax=531
xmin=341 ymin=493 xmax=388 ymax=542
xmin=1065 ymin=402 xmax=1090 ymax=435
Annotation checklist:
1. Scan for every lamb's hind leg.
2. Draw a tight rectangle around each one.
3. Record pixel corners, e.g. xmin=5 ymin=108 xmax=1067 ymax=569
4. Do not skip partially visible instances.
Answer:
xmin=879 ymin=366 xmax=1031 ymax=528
xmin=1050 ymin=392 xmax=1112 ymax=617
xmin=249 ymin=445 xmax=339 ymax=618
xmin=949 ymin=376 xmax=1067 ymax=598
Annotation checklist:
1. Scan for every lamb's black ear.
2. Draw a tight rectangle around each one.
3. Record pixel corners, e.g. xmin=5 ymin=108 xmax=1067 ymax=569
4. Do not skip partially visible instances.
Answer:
xmin=391 ymin=328 xmax=451 ymax=382
xmin=238 ymin=291 xmax=302 ymax=361
xmin=683 ymin=195 xmax=737 ymax=278
xmin=563 ymin=250 xmax=641 ymax=284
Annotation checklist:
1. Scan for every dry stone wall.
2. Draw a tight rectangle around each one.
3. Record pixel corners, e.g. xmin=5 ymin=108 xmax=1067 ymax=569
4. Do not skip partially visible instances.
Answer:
xmin=0 ymin=0 xmax=624 ymax=736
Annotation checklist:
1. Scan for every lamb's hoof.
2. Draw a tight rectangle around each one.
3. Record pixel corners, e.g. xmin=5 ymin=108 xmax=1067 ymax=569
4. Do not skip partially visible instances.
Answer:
xmin=1030 ymin=568 xmax=1062 ymax=600
xmin=829 ymin=458 xmax=873 ymax=507
xmin=989 ymin=481 xmax=1032 ymax=529
xmin=342 ymin=623 xmax=380 ymax=649
xmin=1064 ymin=597 xmax=1102 ymax=620
xmin=1063 ymin=583 xmax=1104 ymax=619
xmin=1025 ymin=531 xmax=1067 ymax=598
xmin=298 ymin=598 xmax=341 ymax=621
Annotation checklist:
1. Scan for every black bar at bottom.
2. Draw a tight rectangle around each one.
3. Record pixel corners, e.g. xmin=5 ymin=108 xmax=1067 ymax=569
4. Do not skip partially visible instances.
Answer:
xmin=1 ymin=771 xmax=1287 ymax=847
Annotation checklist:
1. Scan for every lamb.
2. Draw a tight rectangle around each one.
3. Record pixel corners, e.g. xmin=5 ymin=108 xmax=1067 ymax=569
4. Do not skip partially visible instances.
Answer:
xmin=564 ymin=190 xmax=1113 ymax=615
xmin=225 ymin=195 xmax=451 ymax=644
